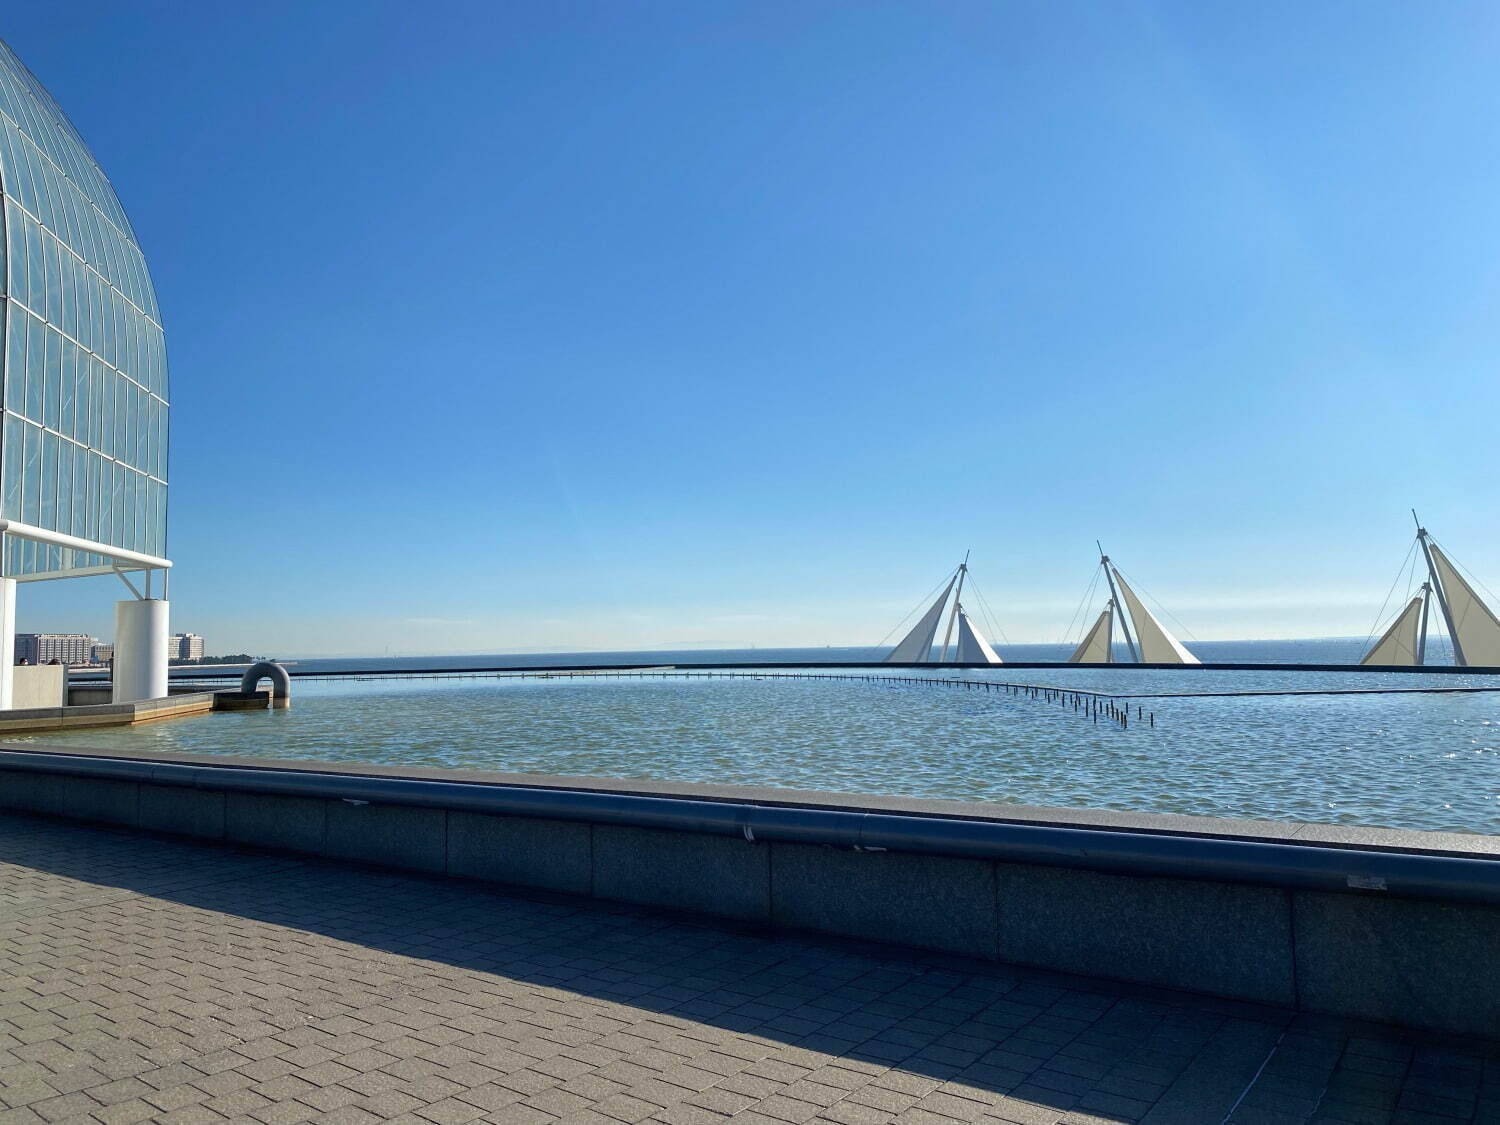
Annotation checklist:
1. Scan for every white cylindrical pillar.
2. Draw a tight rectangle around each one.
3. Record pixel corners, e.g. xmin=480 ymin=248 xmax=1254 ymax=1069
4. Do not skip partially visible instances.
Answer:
xmin=113 ymin=599 xmax=169 ymax=703
xmin=0 ymin=577 xmax=14 ymax=711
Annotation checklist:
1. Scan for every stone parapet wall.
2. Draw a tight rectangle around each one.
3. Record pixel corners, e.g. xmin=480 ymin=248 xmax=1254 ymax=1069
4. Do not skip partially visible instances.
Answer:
xmin=0 ymin=745 xmax=1495 ymax=1038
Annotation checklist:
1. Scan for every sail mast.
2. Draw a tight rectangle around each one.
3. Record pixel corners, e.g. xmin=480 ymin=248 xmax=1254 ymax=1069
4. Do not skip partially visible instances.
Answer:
xmin=1414 ymin=511 xmax=1465 ymax=666
xmin=938 ymin=550 xmax=969 ymax=664
xmin=1416 ymin=581 xmax=1430 ymax=665
xmin=1425 ymin=540 xmax=1500 ymax=666
xmin=1098 ymin=543 xmax=1139 ymax=663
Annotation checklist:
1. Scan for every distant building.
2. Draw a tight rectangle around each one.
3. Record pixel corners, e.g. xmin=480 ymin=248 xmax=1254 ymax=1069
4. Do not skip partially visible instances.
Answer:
xmin=16 ymin=634 xmax=95 ymax=666
xmin=172 ymin=633 xmax=204 ymax=662
xmin=92 ymin=642 xmax=114 ymax=665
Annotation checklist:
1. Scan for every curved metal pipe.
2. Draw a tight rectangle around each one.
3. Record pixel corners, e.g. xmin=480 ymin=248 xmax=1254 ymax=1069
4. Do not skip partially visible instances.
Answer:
xmin=240 ymin=662 xmax=291 ymax=708
xmin=0 ymin=748 xmax=1496 ymax=905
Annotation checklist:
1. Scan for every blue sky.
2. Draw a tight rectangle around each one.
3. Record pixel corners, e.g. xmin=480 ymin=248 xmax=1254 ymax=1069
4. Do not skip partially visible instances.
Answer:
xmin=6 ymin=2 xmax=1500 ymax=655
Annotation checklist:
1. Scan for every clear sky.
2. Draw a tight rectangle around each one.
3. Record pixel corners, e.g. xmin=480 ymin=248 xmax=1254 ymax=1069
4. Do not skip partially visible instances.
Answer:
xmin=5 ymin=2 xmax=1500 ymax=655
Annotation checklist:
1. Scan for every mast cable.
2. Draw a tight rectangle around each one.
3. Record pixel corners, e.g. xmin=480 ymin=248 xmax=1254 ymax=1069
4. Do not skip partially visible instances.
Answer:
xmin=965 ymin=575 xmax=1013 ymax=646
xmin=1358 ymin=537 xmax=1419 ymax=654
xmin=871 ymin=565 xmax=959 ymax=651
xmin=1061 ymin=565 xmax=1102 ymax=645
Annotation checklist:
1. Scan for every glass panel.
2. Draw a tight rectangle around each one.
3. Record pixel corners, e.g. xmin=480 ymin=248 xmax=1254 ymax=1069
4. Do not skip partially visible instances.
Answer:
xmin=67 ymin=345 xmax=78 ymax=438
xmin=83 ymin=451 xmax=97 ymax=539
xmin=44 ymin=232 xmax=61 ymax=326
xmin=131 ymin=470 xmax=143 ymax=550
xmin=125 ymin=382 xmax=138 ymax=469
xmin=4 ymin=198 xmax=21 ymax=299
xmin=98 ymin=461 xmax=112 ymax=545
xmin=110 ymin=461 xmax=124 ymax=546
xmin=42 ymin=325 xmax=60 ymax=430
xmin=1 ymin=414 xmax=21 ymax=519
xmin=71 ymin=442 xmax=85 ymax=536
xmin=62 ymin=251 xmax=76 ymax=339
xmin=99 ymin=371 xmax=114 ymax=458
xmin=20 ymin=421 xmax=38 ymax=524
xmin=74 ymin=353 xmax=89 ymax=444
xmin=113 ymin=376 xmax=126 ymax=460
xmin=38 ymin=428 xmax=56 ymax=529
xmin=23 ymin=215 xmax=41 ymax=313
xmin=4 ymin=304 xmax=25 ymax=415
xmin=55 ymin=436 xmax=71 ymax=534
xmin=23 ymin=312 xmax=42 ymax=423
xmin=89 ymin=359 xmax=104 ymax=449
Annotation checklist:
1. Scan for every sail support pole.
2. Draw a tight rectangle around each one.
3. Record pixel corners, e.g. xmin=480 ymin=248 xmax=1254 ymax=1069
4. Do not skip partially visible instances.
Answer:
xmin=1416 ymin=520 xmax=1465 ymax=666
xmin=939 ymin=552 xmax=969 ymax=664
xmin=1416 ymin=582 xmax=1431 ymax=665
xmin=1099 ymin=546 xmax=1138 ymax=663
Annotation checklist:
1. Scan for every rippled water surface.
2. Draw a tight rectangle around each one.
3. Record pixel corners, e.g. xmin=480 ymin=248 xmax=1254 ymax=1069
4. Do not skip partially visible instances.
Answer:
xmin=26 ymin=645 xmax=1500 ymax=835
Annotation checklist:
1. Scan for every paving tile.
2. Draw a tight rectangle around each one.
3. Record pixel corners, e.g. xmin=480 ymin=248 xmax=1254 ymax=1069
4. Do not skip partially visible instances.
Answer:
xmin=90 ymin=1101 xmax=161 ymax=1125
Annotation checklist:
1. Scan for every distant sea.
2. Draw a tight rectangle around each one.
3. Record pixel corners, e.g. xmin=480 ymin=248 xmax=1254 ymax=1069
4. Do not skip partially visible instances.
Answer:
xmin=283 ymin=636 xmax=1449 ymax=674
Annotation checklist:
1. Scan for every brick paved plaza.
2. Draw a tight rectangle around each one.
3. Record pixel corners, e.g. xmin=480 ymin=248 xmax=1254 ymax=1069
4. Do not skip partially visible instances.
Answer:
xmin=1 ymin=811 xmax=1496 ymax=1125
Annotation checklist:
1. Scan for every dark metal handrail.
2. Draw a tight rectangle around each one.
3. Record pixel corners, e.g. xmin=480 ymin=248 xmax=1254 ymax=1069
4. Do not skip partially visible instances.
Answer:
xmin=62 ymin=659 xmax=1500 ymax=683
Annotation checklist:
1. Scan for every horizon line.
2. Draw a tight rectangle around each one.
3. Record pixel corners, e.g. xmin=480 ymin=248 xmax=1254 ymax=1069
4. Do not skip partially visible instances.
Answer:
xmin=266 ymin=636 xmax=1388 ymax=661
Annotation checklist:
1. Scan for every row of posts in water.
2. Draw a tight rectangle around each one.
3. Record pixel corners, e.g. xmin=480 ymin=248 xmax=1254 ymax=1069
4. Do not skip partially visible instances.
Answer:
xmin=496 ymin=668 xmax=1157 ymax=730
xmin=191 ymin=665 xmax=1155 ymax=729
xmin=874 ymin=675 xmax=1150 ymax=729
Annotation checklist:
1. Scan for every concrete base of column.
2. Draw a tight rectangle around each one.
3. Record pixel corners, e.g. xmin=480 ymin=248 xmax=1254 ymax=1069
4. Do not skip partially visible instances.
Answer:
xmin=113 ymin=599 xmax=169 ymax=703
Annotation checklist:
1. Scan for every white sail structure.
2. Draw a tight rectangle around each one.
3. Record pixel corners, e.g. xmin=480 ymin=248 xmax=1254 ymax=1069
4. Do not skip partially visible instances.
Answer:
xmin=1360 ymin=518 xmax=1500 ymax=668
xmin=884 ymin=557 xmax=1009 ymax=664
xmin=1069 ymin=604 xmax=1113 ymax=663
xmin=1427 ymin=543 xmax=1500 ymax=667
xmin=1112 ymin=572 xmax=1200 ymax=665
xmin=885 ymin=575 xmax=956 ymax=663
xmin=955 ymin=609 xmax=1002 ymax=664
xmin=1360 ymin=591 xmax=1426 ymax=667
xmin=1068 ymin=547 xmax=1199 ymax=665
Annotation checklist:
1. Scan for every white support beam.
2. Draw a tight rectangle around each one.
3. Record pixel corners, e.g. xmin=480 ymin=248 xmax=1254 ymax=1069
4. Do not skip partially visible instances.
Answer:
xmin=0 ymin=519 xmax=171 ymax=575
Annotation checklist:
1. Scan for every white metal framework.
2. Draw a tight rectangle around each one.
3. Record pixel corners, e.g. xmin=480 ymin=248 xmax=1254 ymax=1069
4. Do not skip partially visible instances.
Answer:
xmin=0 ymin=519 xmax=169 ymax=582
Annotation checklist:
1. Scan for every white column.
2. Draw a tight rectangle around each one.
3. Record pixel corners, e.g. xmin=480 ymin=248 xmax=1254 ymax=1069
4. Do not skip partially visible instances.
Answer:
xmin=113 ymin=598 xmax=169 ymax=703
xmin=0 ymin=577 xmax=14 ymax=711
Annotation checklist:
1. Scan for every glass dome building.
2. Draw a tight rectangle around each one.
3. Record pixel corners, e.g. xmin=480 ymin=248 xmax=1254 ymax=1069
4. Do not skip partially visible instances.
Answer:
xmin=0 ymin=39 xmax=168 ymax=577
xmin=0 ymin=39 xmax=171 ymax=704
